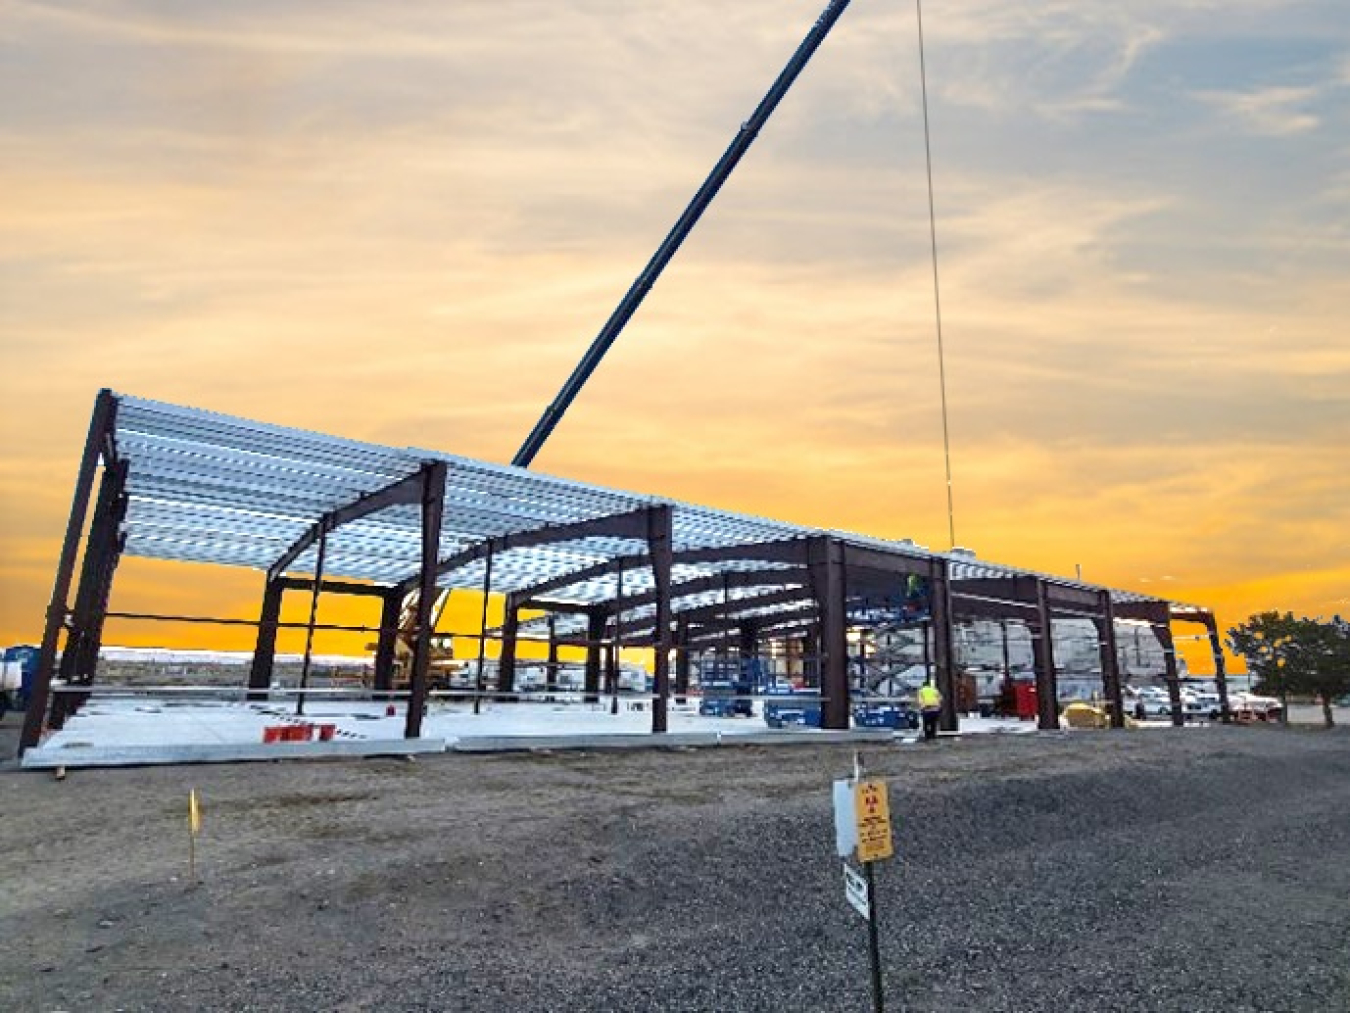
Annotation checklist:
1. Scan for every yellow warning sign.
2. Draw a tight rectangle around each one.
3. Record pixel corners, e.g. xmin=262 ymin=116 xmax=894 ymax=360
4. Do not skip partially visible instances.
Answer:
xmin=853 ymin=779 xmax=893 ymax=863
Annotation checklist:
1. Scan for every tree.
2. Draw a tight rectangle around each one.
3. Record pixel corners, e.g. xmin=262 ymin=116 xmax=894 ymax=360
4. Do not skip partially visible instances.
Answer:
xmin=1227 ymin=612 xmax=1350 ymax=727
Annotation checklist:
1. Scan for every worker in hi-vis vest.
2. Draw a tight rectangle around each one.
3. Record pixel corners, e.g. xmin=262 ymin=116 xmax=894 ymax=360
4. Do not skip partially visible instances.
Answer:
xmin=917 ymin=679 xmax=943 ymax=741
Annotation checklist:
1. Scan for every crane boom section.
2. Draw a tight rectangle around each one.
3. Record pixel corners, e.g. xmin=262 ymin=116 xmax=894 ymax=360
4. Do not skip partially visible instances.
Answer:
xmin=512 ymin=0 xmax=854 ymax=467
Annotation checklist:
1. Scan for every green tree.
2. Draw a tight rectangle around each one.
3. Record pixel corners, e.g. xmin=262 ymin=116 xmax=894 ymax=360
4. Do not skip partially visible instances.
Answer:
xmin=1227 ymin=612 xmax=1350 ymax=727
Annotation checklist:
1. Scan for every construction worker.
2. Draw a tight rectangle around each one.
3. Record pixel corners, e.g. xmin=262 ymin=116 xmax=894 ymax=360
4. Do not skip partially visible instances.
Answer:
xmin=917 ymin=678 xmax=943 ymax=741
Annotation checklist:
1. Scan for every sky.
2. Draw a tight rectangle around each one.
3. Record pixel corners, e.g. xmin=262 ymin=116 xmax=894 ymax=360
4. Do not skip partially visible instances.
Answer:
xmin=1 ymin=0 xmax=1347 ymax=673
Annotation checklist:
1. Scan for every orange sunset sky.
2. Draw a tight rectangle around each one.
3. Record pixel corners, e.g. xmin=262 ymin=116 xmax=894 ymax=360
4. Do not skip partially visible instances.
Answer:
xmin=1 ymin=1 xmax=1347 ymax=674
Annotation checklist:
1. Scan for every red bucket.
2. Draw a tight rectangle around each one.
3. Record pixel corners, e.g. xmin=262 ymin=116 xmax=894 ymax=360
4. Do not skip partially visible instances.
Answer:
xmin=318 ymin=723 xmax=337 ymax=742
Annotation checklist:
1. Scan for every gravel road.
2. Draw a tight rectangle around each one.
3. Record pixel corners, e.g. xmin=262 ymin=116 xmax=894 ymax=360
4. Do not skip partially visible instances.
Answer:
xmin=2 ymin=722 xmax=1347 ymax=1012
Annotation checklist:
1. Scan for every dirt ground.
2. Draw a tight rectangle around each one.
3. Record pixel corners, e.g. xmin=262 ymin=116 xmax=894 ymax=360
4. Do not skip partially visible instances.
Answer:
xmin=2 ymin=719 xmax=1348 ymax=1012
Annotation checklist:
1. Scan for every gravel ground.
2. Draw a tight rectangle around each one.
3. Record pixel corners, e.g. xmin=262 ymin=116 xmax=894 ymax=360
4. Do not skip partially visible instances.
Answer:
xmin=2 ymin=720 xmax=1348 ymax=1012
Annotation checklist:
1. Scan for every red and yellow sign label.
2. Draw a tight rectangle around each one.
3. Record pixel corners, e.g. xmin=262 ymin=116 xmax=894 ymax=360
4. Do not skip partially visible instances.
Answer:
xmin=853 ymin=779 xmax=893 ymax=862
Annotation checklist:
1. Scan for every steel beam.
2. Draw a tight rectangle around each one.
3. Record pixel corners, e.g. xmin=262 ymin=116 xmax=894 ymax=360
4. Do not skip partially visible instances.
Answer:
xmin=929 ymin=557 xmax=959 ymax=732
xmin=404 ymin=461 xmax=447 ymax=739
xmin=497 ymin=594 xmax=520 ymax=694
xmin=268 ymin=467 xmax=431 ymax=583
xmin=1095 ymin=590 xmax=1125 ymax=728
xmin=1203 ymin=612 xmax=1232 ymax=723
xmin=809 ymin=536 xmax=849 ymax=730
xmin=584 ymin=607 xmax=604 ymax=703
xmin=420 ymin=506 xmax=653 ymax=588
xmin=648 ymin=504 xmax=673 ymax=733
xmin=373 ymin=588 xmax=401 ymax=692
xmin=1031 ymin=580 xmax=1060 ymax=731
xmin=21 ymin=389 xmax=117 ymax=754
xmin=247 ymin=578 xmax=285 ymax=701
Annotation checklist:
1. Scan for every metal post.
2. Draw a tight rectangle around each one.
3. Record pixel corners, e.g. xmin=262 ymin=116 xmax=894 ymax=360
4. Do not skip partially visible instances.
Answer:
xmin=610 ymin=561 xmax=624 ymax=715
xmin=1030 ymin=580 xmax=1060 ymax=731
xmin=373 ymin=589 xmax=401 ymax=693
xmin=295 ymin=524 xmax=327 ymax=717
xmin=54 ymin=458 xmax=128 ymax=727
xmin=498 ymin=594 xmax=519 ymax=696
xmin=405 ymin=461 xmax=446 ymax=739
xmin=1154 ymin=607 xmax=1184 ymax=727
xmin=648 ymin=505 xmax=673 ymax=732
xmin=248 ymin=578 xmax=285 ymax=701
xmin=472 ymin=543 xmax=494 ymax=717
xmin=21 ymin=389 xmax=116 ymax=755
xmin=1205 ymin=613 xmax=1232 ymax=724
xmin=810 ymin=537 xmax=850 ymax=730
xmin=1097 ymin=591 xmax=1125 ymax=729
xmin=864 ymin=860 xmax=885 ymax=1013
xmin=584 ymin=607 xmax=603 ymax=703
xmin=675 ymin=617 xmax=690 ymax=705
xmin=545 ymin=613 xmax=558 ymax=700
xmin=930 ymin=558 xmax=958 ymax=732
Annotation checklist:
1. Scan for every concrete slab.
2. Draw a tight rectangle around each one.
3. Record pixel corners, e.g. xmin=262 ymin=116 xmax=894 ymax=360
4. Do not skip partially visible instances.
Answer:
xmin=21 ymin=737 xmax=447 ymax=769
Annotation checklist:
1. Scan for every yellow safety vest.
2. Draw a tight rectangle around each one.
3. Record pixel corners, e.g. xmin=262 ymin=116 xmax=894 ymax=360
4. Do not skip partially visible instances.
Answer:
xmin=917 ymin=684 xmax=942 ymax=711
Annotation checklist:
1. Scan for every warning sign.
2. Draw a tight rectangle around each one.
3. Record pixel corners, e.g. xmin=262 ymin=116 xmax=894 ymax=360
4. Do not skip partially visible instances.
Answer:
xmin=853 ymin=779 xmax=893 ymax=863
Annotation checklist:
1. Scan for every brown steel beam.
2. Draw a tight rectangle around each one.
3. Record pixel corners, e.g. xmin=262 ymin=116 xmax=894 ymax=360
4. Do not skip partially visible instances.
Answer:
xmin=373 ymin=588 xmax=401 ymax=692
xmin=404 ymin=461 xmax=447 ymax=739
xmin=277 ymin=576 xmax=390 ymax=598
xmin=247 ymin=578 xmax=285 ymax=700
xmin=514 ymin=553 xmax=647 ymax=606
xmin=809 ymin=536 xmax=849 ymax=730
xmin=1096 ymin=590 xmax=1125 ymax=728
xmin=269 ymin=467 xmax=432 ymax=583
xmin=1031 ymin=579 xmax=1060 ymax=731
xmin=929 ymin=557 xmax=959 ymax=732
xmin=839 ymin=541 xmax=932 ymax=578
xmin=497 ymin=594 xmax=520 ymax=694
xmin=648 ymin=504 xmax=674 ymax=733
xmin=21 ymin=389 xmax=117 ymax=754
xmin=1202 ymin=612 xmax=1232 ymax=723
xmin=584 ymin=607 xmax=604 ymax=703
xmin=420 ymin=506 xmax=653 ymax=588
xmin=672 ymin=538 xmax=810 ymax=568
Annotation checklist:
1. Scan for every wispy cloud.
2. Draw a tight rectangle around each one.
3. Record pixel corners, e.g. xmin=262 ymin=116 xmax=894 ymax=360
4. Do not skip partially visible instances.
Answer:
xmin=1195 ymin=84 xmax=1321 ymax=135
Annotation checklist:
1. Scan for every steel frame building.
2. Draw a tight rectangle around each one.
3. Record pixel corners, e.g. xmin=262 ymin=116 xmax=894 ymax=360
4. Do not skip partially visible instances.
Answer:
xmin=19 ymin=390 xmax=1233 ymax=753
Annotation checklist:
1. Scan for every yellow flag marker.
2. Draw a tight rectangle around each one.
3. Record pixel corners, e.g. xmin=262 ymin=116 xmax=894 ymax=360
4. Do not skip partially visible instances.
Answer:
xmin=188 ymin=789 xmax=201 ymax=883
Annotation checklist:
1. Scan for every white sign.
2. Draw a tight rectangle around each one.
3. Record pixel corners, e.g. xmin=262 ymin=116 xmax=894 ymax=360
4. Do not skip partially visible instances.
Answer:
xmin=833 ymin=779 xmax=858 ymax=857
xmin=843 ymin=862 xmax=869 ymax=921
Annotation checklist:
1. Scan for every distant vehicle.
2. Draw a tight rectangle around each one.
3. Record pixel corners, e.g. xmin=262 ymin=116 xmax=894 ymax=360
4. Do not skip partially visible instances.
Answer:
xmin=1184 ymin=691 xmax=1223 ymax=721
xmin=1125 ymin=686 xmax=1174 ymax=719
xmin=1229 ymin=691 xmax=1283 ymax=722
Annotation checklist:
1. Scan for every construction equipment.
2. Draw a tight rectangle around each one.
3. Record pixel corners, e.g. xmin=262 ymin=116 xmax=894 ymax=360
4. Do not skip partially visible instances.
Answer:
xmin=395 ymin=2 xmax=856 ymax=658
xmin=512 ymin=0 xmax=854 ymax=467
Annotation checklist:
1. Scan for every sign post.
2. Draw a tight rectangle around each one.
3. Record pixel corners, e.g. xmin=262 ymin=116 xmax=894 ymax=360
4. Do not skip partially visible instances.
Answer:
xmin=832 ymin=753 xmax=893 ymax=1013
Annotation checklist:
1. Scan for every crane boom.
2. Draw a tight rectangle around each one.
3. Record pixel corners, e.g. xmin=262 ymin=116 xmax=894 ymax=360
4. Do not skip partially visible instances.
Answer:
xmin=512 ymin=0 xmax=854 ymax=467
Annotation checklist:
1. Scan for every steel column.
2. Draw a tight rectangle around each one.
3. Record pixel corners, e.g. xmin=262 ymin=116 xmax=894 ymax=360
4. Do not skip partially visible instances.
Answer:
xmin=247 ymin=578 xmax=286 ymax=700
xmin=584 ymin=607 xmax=604 ymax=703
xmin=404 ymin=461 xmax=446 ymax=739
xmin=21 ymin=389 xmax=117 ymax=754
xmin=1096 ymin=591 xmax=1125 ymax=728
xmin=1156 ymin=615 xmax=1184 ymax=727
xmin=1031 ymin=580 xmax=1060 ymax=731
xmin=295 ymin=525 xmax=328 ymax=717
xmin=545 ymin=614 xmax=559 ymax=698
xmin=373 ymin=589 xmax=402 ymax=692
xmin=497 ymin=595 xmax=520 ymax=695
xmin=809 ymin=537 xmax=849 ymax=730
xmin=929 ymin=558 xmax=959 ymax=732
xmin=1204 ymin=613 xmax=1232 ymax=723
xmin=472 ymin=543 xmax=495 ymax=717
xmin=648 ymin=504 xmax=673 ymax=733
